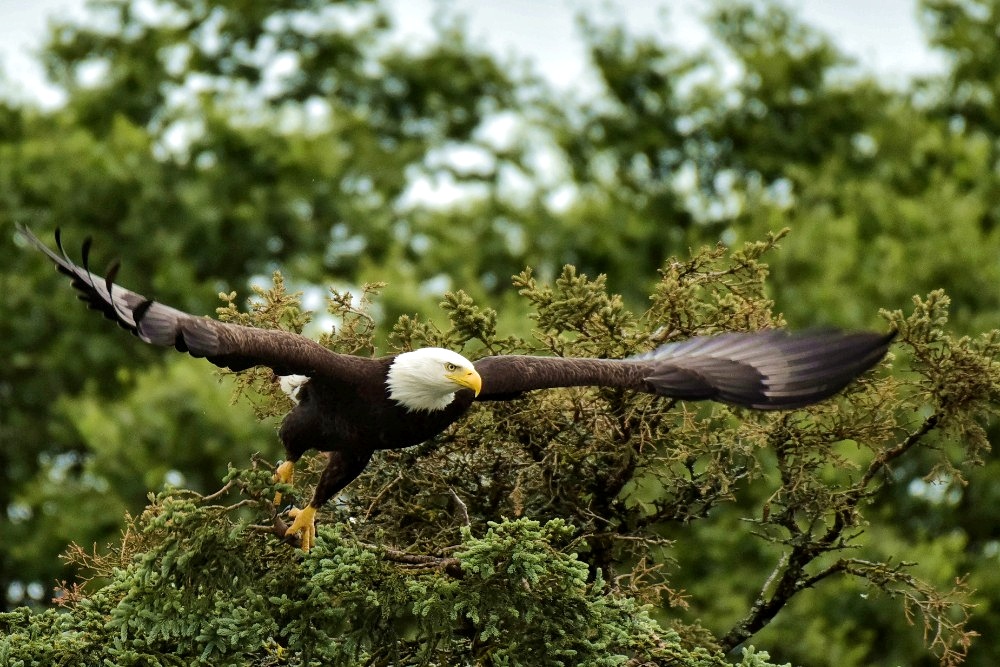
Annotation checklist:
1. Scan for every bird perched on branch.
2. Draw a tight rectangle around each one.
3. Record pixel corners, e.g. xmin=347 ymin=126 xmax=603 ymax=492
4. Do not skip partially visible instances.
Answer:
xmin=19 ymin=226 xmax=894 ymax=551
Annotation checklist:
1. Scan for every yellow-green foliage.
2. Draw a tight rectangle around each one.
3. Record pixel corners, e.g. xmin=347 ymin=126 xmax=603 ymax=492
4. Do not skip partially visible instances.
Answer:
xmin=5 ymin=238 xmax=996 ymax=665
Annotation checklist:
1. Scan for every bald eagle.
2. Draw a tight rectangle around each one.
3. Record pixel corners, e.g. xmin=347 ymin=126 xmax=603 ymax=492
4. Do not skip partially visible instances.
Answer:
xmin=20 ymin=226 xmax=894 ymax=551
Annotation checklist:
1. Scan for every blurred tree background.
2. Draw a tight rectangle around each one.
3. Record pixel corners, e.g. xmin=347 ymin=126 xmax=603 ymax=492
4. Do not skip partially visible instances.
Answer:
xmin=1 ymin=0 xmax=999 ymax=664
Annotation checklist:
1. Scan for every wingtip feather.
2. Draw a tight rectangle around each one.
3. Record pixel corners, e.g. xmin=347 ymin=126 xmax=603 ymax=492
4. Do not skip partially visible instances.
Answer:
xmin=639 ymin=328 xmax=893 ymax=410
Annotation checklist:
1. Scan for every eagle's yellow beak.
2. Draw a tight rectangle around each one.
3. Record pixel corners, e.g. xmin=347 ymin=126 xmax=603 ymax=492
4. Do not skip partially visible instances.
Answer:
xmin=448 ymin=368 xmax=482 ymax=396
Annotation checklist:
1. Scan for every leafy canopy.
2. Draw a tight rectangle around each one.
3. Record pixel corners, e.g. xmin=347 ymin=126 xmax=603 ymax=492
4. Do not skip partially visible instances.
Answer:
xmin=6 ymin=236 xmax=996 ymax=665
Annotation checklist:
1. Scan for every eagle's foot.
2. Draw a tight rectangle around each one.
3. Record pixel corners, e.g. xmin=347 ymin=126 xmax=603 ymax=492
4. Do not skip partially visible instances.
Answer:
xmin=272 ymin=460 xmax=295 ymax=506
xmin=285 ymin=505 xmax=317 ymax=552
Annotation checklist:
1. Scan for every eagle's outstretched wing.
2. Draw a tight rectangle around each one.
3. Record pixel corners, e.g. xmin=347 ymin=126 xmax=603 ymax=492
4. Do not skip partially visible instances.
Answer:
xmin=18 ymin=225 xmax=370 ymax=379
xmin=21 ymin=226 xmax=892 ymax=411
xmin=474 ymin=329 xmax=894 ymax=410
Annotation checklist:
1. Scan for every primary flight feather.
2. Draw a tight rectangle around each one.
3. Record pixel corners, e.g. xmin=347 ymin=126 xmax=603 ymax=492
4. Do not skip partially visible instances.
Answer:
xmin=19 ymin=226 xmax=894 ymax=550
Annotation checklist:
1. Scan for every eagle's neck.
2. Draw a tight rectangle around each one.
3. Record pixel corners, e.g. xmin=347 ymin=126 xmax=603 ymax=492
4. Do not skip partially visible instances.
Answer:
xmin=385 ymin=350 xmax=459 ymax=413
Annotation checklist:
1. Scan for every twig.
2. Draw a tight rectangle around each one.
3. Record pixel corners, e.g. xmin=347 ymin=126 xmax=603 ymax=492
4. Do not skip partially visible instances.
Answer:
xmin=859 ymin=412 xmax=941 ymax=490
xmin=378 ymin=546 xmax=464 ymax=578
xmin=364 ymin=472 xmax=404 ymax=521
xmin=250 ymin=515 xmax=301 ymax=548
xmin=758 ymin=551 xmax=789 ymax=598
xmin=449 ymin=488 xmax=471 ymax=527
xmin=200 ymin=480 xmax=235 ymax=503
xmin=218 ymin=498 xmax=258 ymax=512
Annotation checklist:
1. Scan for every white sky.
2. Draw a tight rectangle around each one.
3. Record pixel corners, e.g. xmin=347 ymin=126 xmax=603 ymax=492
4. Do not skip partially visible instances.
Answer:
xmin=0 ymin=0 xmax=945 ymax=107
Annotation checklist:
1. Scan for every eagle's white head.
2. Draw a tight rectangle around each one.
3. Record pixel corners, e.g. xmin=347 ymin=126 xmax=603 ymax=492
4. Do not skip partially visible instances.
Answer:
xmin=386 ymin=347 xmax=482 ymax=412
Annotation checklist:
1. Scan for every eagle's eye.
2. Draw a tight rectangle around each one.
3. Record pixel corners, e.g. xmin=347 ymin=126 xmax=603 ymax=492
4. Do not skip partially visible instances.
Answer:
xmin=445 ymin=362 xmax=458 ymax=372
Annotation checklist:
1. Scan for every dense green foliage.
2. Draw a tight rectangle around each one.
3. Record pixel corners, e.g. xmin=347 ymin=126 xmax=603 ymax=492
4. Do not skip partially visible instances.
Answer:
xmin=3 ymin=0 xmax=1000 ymax=664
xmin=0 ymin=474 xmax=785 ymax=666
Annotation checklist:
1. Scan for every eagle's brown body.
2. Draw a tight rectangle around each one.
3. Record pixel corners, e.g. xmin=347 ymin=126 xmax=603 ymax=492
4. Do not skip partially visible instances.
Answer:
xmin=279 ymin=363 xmax=477 ymax=501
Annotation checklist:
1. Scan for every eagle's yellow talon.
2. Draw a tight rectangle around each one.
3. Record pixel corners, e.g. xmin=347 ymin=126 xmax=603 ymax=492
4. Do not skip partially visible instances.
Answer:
xmin=273 ymin=460 xmax=295 ymax=506
xmin=285 ymin=505 xmax=317 ymax=551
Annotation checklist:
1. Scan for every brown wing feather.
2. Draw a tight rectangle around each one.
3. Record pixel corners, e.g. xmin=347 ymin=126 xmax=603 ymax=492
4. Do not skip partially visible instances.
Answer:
xmin=18 ymin=225 xmax=372 ymax=379
xmin=475 ymin=329 xmax=894 ymax=410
